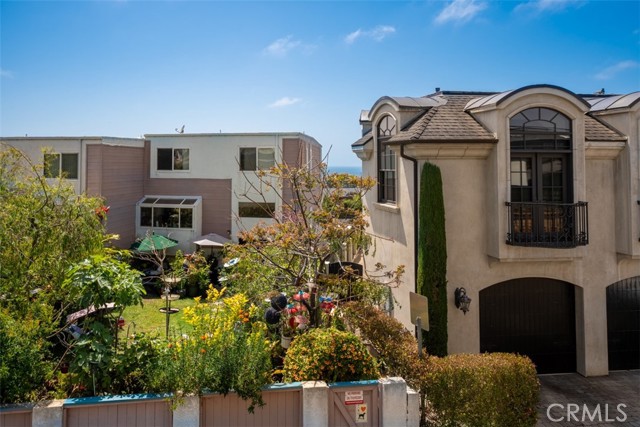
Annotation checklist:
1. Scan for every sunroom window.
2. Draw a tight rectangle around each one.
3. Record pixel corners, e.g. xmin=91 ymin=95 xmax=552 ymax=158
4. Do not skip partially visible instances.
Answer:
xmin=137 ymin=196 xmax=200 ymax=229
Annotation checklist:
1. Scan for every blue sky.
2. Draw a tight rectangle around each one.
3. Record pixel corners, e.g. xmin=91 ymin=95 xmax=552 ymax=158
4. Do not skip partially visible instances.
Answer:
xmin=1 ymin=0 xmax=639 ymax=167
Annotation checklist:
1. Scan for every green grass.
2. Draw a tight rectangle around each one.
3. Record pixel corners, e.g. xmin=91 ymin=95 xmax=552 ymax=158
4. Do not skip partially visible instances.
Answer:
xmin=120 ymin=296 xmax=197 ymax=338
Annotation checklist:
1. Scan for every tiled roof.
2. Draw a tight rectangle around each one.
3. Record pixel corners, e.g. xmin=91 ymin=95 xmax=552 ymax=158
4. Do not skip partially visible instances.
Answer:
xmin=353 ymin=90 xmax=629 ymax=148
xmin=352 ymin=133 xmax=373 ymax=147
xmin=389 ymin=94 xmax=497 ymax=143
xmin=585 ymin=115 xmax=626 ymax=142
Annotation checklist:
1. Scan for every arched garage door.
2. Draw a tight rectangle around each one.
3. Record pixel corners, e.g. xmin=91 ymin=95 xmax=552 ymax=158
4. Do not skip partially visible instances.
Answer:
xmin=607 ymin=277 xmax=640 ymax=370
xmin=480 ymin=278 xmax=576 ymax=374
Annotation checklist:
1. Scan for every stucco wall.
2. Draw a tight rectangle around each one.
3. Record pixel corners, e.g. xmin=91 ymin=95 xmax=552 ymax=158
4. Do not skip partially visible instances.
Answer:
xmin=364 ymin=152 xmax=415 ymax=328
xmin=358 ymin=87 xmax=640 ymax=376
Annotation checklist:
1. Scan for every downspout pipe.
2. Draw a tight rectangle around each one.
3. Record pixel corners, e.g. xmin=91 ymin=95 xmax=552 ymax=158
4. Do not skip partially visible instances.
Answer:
xmin=399 ymin=144 xmax=419 ymax=293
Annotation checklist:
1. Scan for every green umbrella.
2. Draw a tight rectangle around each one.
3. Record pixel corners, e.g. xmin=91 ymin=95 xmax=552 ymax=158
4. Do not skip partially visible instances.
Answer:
xmin=130 ymin=233 xmax=179 ymax=252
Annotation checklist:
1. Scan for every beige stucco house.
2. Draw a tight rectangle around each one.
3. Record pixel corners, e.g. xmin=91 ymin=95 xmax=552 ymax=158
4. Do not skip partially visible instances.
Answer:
xmin=353 ymin=84 xmax=639 ymax=376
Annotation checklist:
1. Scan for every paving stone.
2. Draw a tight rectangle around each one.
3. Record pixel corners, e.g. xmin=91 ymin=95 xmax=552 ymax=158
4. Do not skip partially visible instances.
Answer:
xmin=536 ymin=371 xmax=639 ymax=426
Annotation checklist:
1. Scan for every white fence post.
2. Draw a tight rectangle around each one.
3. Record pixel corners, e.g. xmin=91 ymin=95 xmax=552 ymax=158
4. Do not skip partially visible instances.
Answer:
xmin=173 ymin=395 xmax=199 ymax=427
xmin=301 ymin=381 xmax=329 ymax=427
xmin=406 ymin=386 xmax=420 ymax=427
xmin=380 ymin=377 xmax=408 ymax=427
xmin=32 ymin=400 xmax=64 ymax=427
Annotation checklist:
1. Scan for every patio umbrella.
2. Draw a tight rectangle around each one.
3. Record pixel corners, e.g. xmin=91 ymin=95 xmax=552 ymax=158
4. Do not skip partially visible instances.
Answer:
xmin=130 ymin=233 xmax=179 ymax=252
xmin=192 ymin=233 xmax=231 ymax=248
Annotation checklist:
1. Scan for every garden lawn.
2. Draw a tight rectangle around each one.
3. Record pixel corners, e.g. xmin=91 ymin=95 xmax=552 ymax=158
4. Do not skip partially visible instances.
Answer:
xmin=119 ymin=296 xmax=197 ymax=337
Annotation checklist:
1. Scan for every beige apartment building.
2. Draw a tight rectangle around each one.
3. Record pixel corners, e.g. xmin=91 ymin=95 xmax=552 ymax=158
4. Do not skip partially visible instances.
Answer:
xmin=353 ymin=85 xmax=639 ymax=375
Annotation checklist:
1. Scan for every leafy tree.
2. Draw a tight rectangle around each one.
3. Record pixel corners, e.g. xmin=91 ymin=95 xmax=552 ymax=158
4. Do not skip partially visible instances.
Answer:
xmin=228 ymin=162 xmax=403 ymax=327
xmin=418 ymin=162 xmax=448 ymax=356
xmin=0 ymin=145 xmax=144 ymax=400
xmin=0 ymin=145 xmax=107 ymax=321
xmin=59 ymin=254 xmax=145 ymax=394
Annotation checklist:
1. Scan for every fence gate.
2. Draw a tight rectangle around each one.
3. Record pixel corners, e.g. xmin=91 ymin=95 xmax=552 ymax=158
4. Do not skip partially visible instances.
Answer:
xmin=328 ymin=383 xmax=379 ymax=427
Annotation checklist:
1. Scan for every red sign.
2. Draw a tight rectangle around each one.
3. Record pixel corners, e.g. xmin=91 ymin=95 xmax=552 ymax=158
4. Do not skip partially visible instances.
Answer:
xmin=344 ymin=390 xmax=364 ymax=405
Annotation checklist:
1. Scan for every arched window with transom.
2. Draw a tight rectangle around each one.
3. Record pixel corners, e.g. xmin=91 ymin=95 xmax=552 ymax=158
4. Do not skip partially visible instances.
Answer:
xmin=507 ymin=107 xmax=587 ymax=247
xmin=377 ymin=115 xmax=397 ymax=203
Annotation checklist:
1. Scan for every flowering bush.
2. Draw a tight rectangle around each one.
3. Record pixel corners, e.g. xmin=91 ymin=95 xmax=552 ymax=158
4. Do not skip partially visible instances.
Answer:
xmin=150 ymin=288 xmax=273 ymax=412
xmin=283 ymin=327 xmax=378 ymax=383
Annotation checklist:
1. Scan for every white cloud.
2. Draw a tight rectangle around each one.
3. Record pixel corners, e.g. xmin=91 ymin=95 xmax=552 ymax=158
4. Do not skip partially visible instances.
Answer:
xmin=263 ymin=35 xmax=302 ymax=57
xmin=595 ymin=60 xmax=640 ymax=80
xmin=515 ymin=0 xmax=585 ymax=14
xmin=345 ymin=25 xmax=396 ymax=44
xmin=435 ymin=0 xmax=487 ymax=24
xmin=345 ymin=29 xmax=363 ymax=44
xmin=268 ymin=97 xmax=301 ymax=108
xmin=0 ymin=68 xmax=13 ymax=78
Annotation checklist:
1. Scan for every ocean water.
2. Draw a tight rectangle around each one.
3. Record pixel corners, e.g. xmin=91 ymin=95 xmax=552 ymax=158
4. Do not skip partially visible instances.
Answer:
xmin=327 ymin=165 xmax=362 ymax=176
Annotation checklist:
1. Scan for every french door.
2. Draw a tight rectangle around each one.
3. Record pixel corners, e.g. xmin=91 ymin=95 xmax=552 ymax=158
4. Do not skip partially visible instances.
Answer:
xmin=510 ymin=154 xmax=573 ymax=245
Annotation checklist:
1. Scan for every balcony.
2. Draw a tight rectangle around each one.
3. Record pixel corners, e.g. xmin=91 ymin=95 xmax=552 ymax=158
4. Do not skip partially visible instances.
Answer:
xmin=506 ymin=202 xmax=589 ymax=248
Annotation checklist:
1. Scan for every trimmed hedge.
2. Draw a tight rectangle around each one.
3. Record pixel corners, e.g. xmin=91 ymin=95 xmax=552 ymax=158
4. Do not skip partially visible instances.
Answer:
xmin=424 ymin=353 xmax=539 ymax=427
xmin=344 ymin=305 xmax=539 ymax=427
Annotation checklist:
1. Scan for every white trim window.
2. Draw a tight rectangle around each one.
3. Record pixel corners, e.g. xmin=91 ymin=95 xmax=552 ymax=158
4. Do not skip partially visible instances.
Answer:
xmin=377 ymin=115 xmax=397 ymax=204
xmin=158 ymin=148 xmax=190 ymax=171
xmin=44 ymin=153 xmax=79 ymax=179
xmin=239 ymin=147 xmax=275 ymax=171
xmin=138 ymin=196 xmax=200 ymax=229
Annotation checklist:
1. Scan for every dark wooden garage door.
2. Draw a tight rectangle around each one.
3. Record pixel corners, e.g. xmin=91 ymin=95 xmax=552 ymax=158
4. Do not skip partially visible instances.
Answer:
xmin=607 ymin=277 xmax=640 ymax=371
xmin=480 ymin=278 xmax=576 ymax=374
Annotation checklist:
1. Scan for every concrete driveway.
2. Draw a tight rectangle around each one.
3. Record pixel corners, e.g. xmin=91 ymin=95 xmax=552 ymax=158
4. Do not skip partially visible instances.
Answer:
xmin=536 ymin=371 xmax=640 ymax=426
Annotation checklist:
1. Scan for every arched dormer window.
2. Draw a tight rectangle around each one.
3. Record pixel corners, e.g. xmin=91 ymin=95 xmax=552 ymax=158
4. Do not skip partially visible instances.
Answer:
xmin=507 ymin=107 xmax=587 ymax=247
xmin=377 ymin=115 xmax=397 ymax=203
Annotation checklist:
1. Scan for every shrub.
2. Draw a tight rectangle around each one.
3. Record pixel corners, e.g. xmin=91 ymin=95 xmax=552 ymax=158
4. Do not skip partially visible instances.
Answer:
xmin=342 ymin=303 xmax=426 ymax=392
xmin=343 ymin=305 xmax=539 ymax=427
xmin=283 ymin=327 xmax=379 ymax=383
xmin=0 ymin=310 xmax=51 ymax=403
xmin=109 ymin=332 xmax=163 ymax=395
xmin=150 ymin=288 xmax=273 ymax=412
xmin=424 ymin=353 xmax=539 ymax=427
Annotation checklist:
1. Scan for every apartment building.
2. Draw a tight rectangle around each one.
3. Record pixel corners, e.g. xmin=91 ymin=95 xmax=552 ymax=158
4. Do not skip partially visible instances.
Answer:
xmin=2 ymin=132 xmax=321 ymax=253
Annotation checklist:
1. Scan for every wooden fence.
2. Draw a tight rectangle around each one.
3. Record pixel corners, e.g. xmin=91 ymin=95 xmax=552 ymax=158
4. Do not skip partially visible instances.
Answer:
xmin=0 ymin=378 xmax=418 ymax=427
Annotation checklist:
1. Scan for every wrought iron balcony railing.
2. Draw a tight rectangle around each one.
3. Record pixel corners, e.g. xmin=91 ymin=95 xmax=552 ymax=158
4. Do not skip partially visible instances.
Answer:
xmin=506 ymin=201 xmax=588 ymax=248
